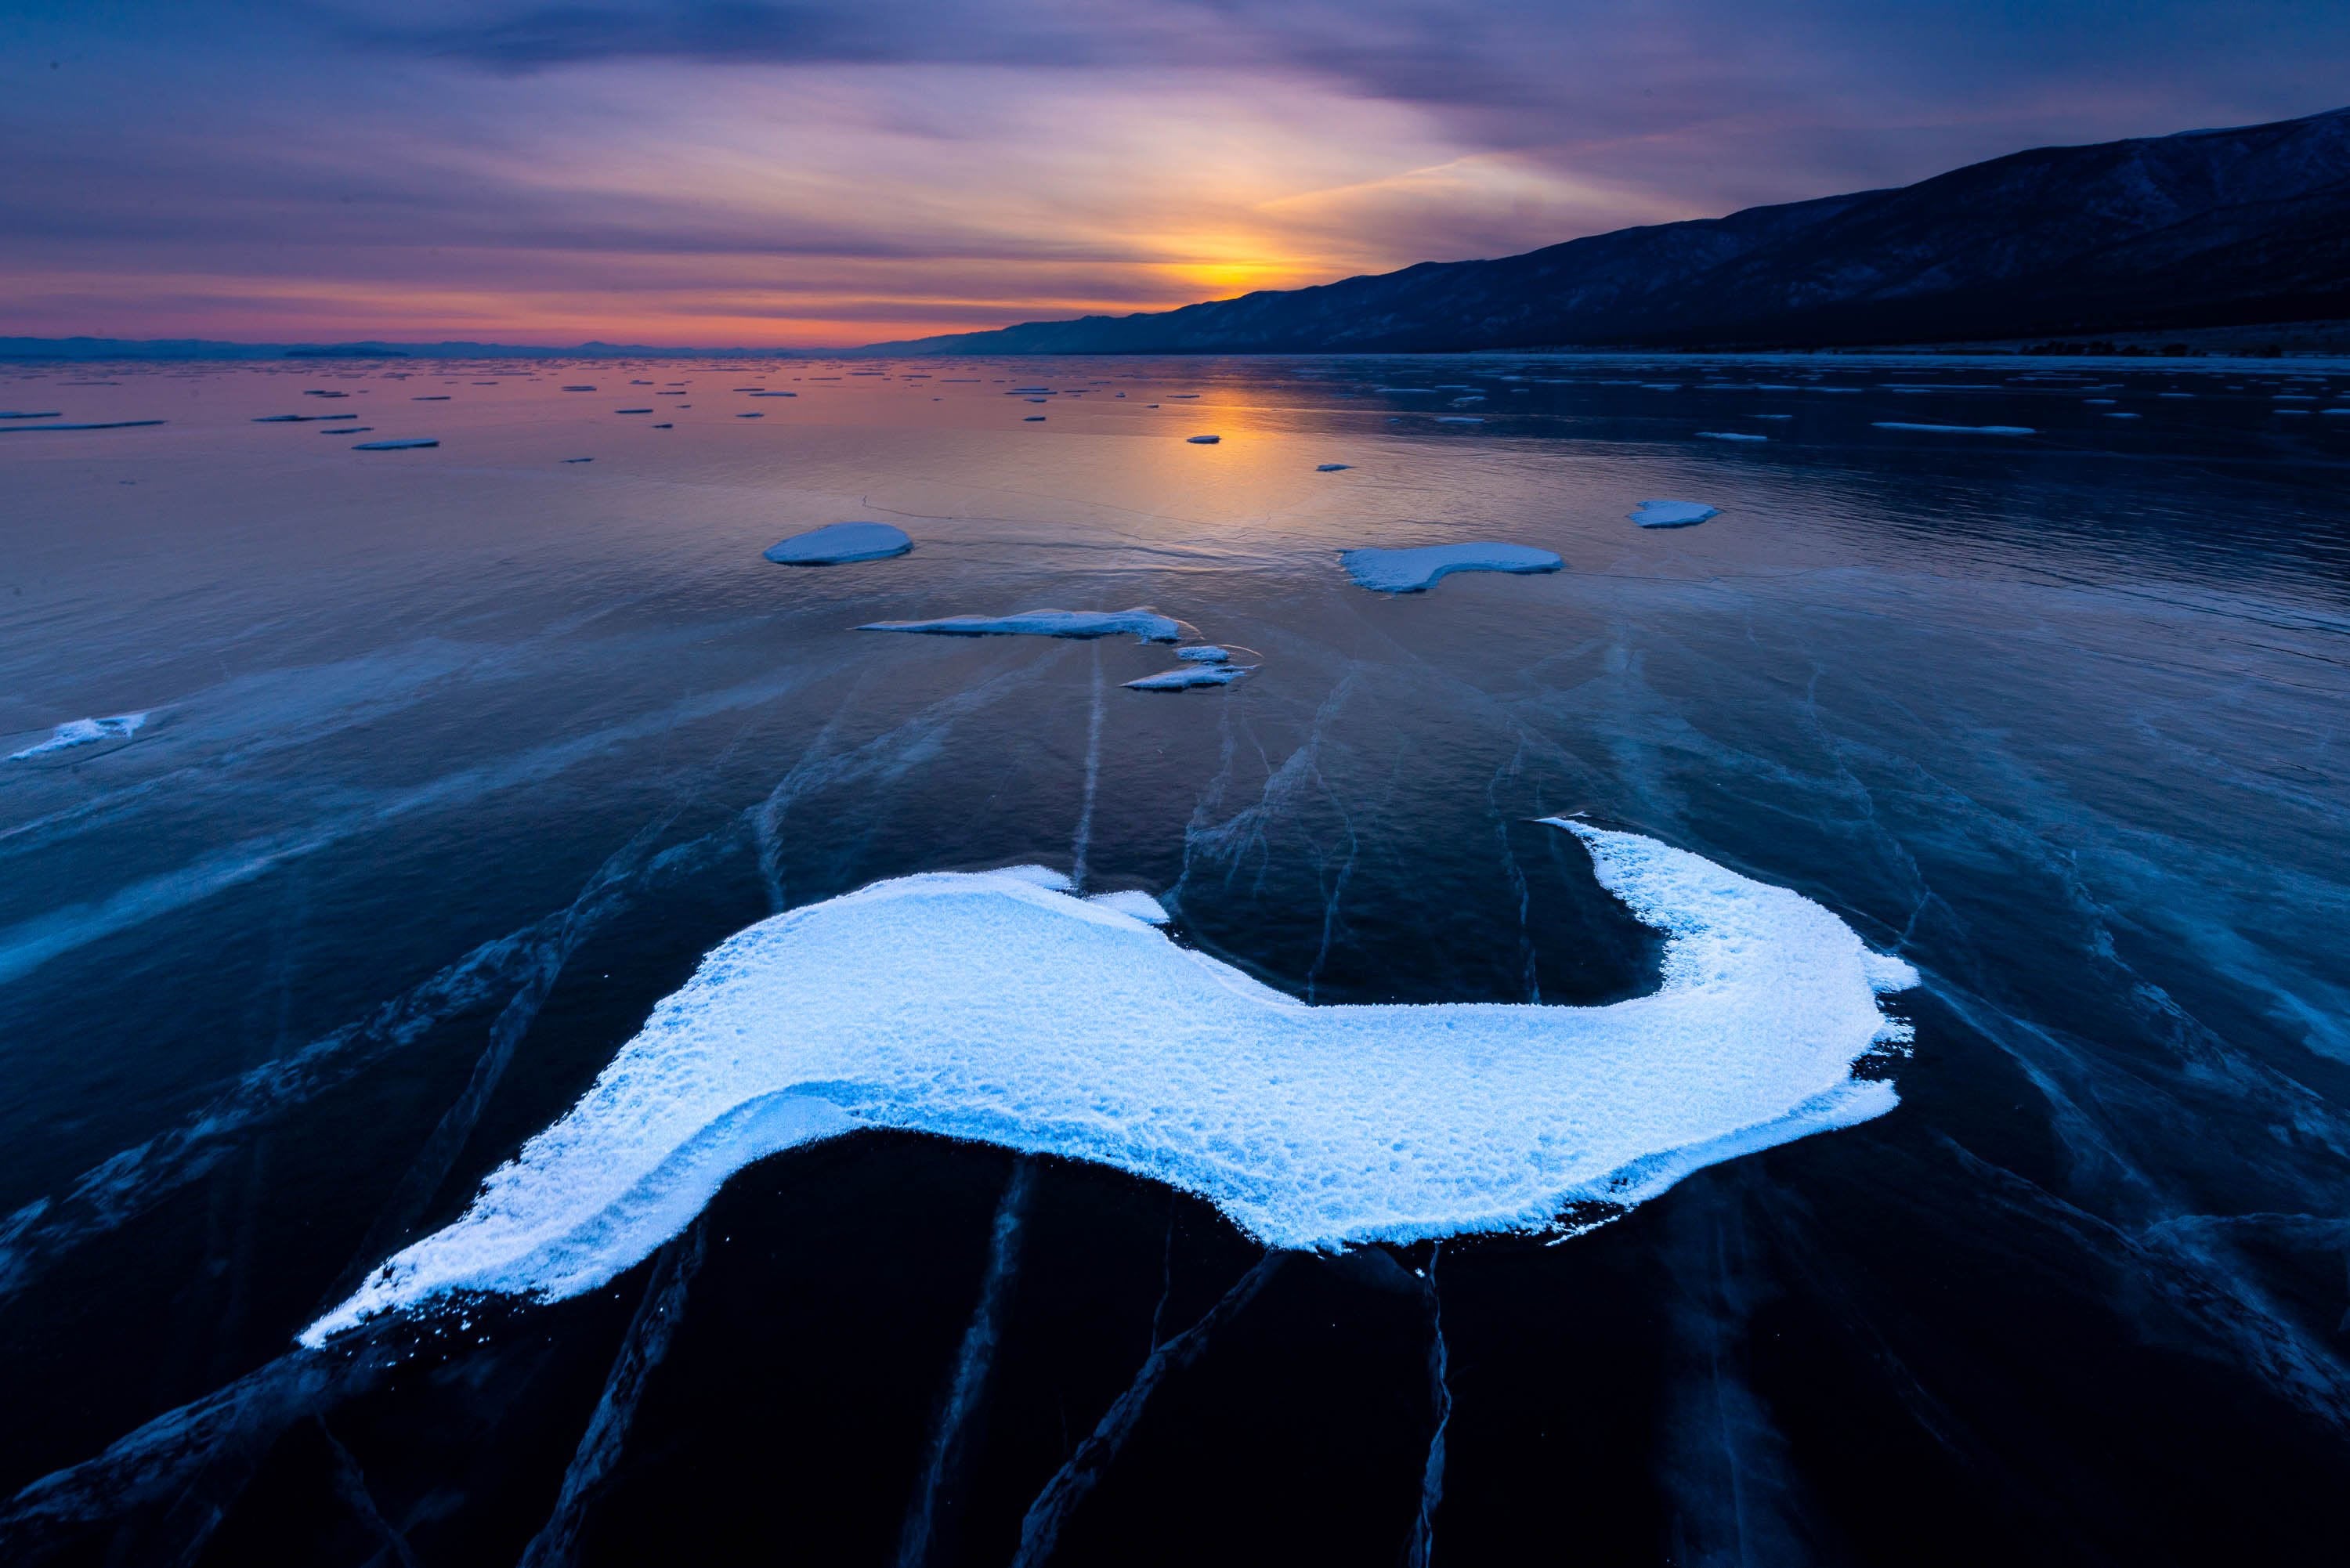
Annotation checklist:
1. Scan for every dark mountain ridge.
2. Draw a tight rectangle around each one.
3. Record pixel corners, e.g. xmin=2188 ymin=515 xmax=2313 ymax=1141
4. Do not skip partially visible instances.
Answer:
xmin=866 ymin=106 xmax=2350 ymax=355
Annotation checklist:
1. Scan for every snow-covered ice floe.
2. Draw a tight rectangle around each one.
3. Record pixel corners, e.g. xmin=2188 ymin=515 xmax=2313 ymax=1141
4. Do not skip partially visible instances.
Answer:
xmin=1696 ymin=431 xmax=1766 ymax=442
xmin=858 ymin=608 xmax=1184 ymax=642
xmin=1871 ymin=422 xmax=2035 ymax=436
xmin=1630 ymin=500 xmax=1719 ymax=529
xmin=1341 ymin=543 xmax=1562 ymax=594
xmin=10 ymin=712 xmax=149 ymax=761
xmin=1316 ymin=463 xmax=1352 ymax=471
xmin=353 ymin=438 xmax=438 ymax=450
xmin=762 ymin=522 xmax=913 ymax=565
xmin=302 ymin=821 xmax=1916 ymax=1343
xmin=1124 ymin=663 xmax=1253 ymax=691
xmin=1186 ymin=434 xmax=1221 ymax=444
xmin=1176 ymin=646 xmax=1231 ymax=663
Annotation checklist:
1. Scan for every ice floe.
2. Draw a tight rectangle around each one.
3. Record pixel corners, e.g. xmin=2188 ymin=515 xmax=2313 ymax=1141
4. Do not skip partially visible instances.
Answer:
xmin=302 ymin=821 xmax=1917 ymax=1342
xmin=1176 ymin=646 xmax=1231 ymax=663
xmin=1341 ymin=544 xmax=1563 ymax=594
xmin=10 ymin=712 xmax=149 ymax=761
xmin=1696 ymin=431 xmax=1766 ymax=442
xmin=763 ymin=522 xmax=913 ymax=565
xmin=1124 ymin=663 xmax=1253 ymax=691
xmin=1316 ymin=463 xmax=1352 ymax=471
xmin=1871 ymin=422 xmax=2035 ymax=435
xmin=859 ymin=609 xmax=1184 ymax=642
xmin=1187 ymin=434 xmax=1221 ymax=443
xmin=1630 ymin=500 xmax=1719 ymax=529
xmin=353 ymin=438 xmax=437 ymax=450
xmin=0 ymin=410 xmax=63 ymax=419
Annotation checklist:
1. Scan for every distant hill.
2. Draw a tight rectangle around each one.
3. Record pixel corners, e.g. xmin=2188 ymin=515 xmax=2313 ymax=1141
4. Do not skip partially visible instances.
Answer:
xmin=866 ymin=107 xmax=2350 ymax=356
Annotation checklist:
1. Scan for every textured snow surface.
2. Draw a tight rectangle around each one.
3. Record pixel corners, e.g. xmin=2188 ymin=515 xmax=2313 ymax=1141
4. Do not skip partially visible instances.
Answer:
xmin=10 ymin=712 xmax=150 ymax=761
xmin=1341 ymin=544 xmax=1563 ymax=594
xmin=762 ymin=522 xmax=913 ymax=565
xmin=302 ymin=822 xmax=1914 ymax=1343
xmin=858 ymin=608 xmax=1184 ymax=641
xmin=1630 ymin=500 xmax=1720 ymax=529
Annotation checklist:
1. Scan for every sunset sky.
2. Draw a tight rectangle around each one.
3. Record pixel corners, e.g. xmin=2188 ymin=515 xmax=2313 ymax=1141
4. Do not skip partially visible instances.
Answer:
xmin=5 ymin=1 xmax=2345 ymax=347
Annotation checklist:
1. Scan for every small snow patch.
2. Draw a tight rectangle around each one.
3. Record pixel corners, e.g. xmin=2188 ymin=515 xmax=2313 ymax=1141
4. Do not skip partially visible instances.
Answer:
xmin=1871 ymin=422 xmax=2034 ymax=436
xmin=11 ymin=712 xmax=149 ymax=761
xmin=1342 ymin=544 xmax=1562 ymax=594
xmin=859 ymin=609 xmax=1184 ymax=642
xmin=764 ymin=522 xmax=913 ymax=565
xmin=1630 ymin=500 xmax=1719 ymax=529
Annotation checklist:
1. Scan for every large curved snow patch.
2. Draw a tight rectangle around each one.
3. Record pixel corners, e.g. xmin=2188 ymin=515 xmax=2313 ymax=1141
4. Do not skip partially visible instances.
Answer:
xmin=304 ymin=821 xmax=1915 ymax=1345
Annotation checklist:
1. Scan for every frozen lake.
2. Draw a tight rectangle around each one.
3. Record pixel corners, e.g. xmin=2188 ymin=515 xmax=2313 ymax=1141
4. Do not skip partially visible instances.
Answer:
xmin=2 ymin=353 xmax=2345 ymax=1565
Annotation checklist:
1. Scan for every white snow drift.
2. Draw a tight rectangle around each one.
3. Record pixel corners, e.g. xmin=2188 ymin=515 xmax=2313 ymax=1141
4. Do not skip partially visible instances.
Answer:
xmin=304 ymin=821 xmax=1915 ymax=1344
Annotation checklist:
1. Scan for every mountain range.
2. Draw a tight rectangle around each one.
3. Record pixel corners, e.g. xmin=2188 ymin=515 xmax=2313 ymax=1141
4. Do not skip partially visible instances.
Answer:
xmin=867 ymin=106 xmax=2350 ymax=356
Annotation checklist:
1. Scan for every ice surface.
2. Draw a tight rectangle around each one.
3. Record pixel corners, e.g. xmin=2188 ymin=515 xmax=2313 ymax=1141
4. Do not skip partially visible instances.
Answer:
xmin=762 ymin=522 xmax=913 ymax=565
xmin=1124 ymin=664 xmax=1253 ymax=691
xmin=1696 ymin=431 xmax=1766 ymax=442
xmin=1342 ymin=544 xmax=1563 ymax=593
xmin=858 ymin=609 xmax=1184 ymax=642
xmin=1187 ymin=434 xmax=1221 ymax=443
xmin=1631 ymin=500 xmax=1720 ymax=529
xmin=353 ymin=438 xmax=438 ymax=450
xmin=301 ymin=822 xmax=1916 ymax=1343
xmin=10 ymin=712 xmax=149 ymax=761
xmin=1871 ymin=422 xmax=2035 ymax=435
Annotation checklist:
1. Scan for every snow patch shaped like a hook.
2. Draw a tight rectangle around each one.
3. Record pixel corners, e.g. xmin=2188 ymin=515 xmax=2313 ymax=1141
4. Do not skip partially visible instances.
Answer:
xmin=304 ymin=820 xmax=1913 ymax=1346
